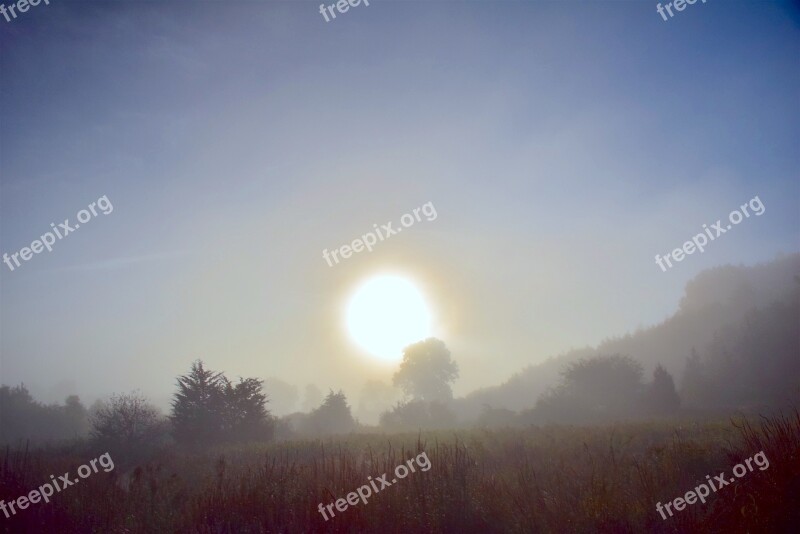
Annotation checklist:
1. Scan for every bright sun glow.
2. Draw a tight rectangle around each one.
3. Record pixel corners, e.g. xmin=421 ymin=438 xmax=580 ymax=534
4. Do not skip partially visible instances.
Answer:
xmin=346 ymin=275 xmax=432 ymax=363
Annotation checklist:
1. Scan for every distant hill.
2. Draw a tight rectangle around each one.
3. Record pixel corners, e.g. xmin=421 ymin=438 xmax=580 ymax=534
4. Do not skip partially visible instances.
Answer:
xmin=455 ymin=253 xmax=800 ymax=419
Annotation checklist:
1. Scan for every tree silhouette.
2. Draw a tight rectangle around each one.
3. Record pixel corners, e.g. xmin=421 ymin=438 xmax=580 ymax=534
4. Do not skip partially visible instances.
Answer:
xmin=172 ymin=360 xmax=227 ymax=445
xmin=561 ymin=354 xmax=644 ymax=414
xmin=306 ymin=390 xmax=355 ymax=435
xmin=64 ymin=395 xmax=90 ymax=437
xmin=0 ymin=384 xmax=90 ymax=443
xmin=171 ymin=360 xmax=274 ymax=445
xmin=393 ymin=338 xmax=459 ymax=402
xmin=646 ymin=364 xmax=681 ymax=414
xmin=90 ymin=391 xmax=164 ymax=455
xmin=223 ymin=377 xmax=274 ymax=442
xmin=532 ymin=354 xmax=645 ymax=423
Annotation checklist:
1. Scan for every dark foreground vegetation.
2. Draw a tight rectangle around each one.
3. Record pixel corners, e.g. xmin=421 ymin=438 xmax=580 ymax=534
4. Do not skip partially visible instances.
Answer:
xmin=1 ymin=412 xmax=798 ymax=533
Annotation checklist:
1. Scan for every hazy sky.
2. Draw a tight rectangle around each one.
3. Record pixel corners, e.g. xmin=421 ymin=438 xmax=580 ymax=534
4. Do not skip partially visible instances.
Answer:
xmin=1 ymin=0 xmax=798 ymax=409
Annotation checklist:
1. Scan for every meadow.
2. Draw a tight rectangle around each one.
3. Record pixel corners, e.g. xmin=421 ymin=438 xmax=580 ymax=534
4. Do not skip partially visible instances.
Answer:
xmin=1 ymin=412 xmax=798 ymax=533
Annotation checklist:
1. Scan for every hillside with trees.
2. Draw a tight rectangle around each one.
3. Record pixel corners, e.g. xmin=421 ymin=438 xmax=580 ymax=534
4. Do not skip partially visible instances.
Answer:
xmin=457 ymin=254 xmax=800 ymax=420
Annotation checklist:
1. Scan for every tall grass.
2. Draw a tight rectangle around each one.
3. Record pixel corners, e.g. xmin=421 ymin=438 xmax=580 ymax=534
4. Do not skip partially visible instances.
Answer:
xmin=1 ymin=413 xmax=798 ymax=533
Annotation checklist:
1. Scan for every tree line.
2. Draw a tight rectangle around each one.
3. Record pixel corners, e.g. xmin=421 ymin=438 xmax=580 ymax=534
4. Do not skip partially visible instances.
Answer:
xmin=3 ymin=283 xmax=798 ymax=447
xmin=0 ymin=338 xmax=461 ymax=449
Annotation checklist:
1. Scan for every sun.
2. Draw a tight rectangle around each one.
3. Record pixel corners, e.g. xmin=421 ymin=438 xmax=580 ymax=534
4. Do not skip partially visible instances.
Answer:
xmin=345 ymin=275 xmax=433 ymax=363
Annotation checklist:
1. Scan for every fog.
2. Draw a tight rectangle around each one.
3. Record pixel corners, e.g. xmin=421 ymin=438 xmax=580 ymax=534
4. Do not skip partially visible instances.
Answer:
xmin=2 ymin=0 xmax=798 ymax=432
xmin=2 ymin=4 xmax=800 ymax=533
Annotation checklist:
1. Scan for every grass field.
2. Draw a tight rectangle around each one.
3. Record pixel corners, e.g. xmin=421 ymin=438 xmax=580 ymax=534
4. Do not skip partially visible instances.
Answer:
xmin=2 ymin=412 xmax=798 ymax=533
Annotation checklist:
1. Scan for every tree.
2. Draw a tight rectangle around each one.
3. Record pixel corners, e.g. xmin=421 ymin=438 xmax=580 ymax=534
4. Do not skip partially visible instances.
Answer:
xmin=561 ymin=354 xmax=644 ymax=414
xmin=531 ymin=354 xmax=646 ymax=423
xmin=393 ymin=338 xmax=459 ymax=402
xmin=171 ymin=360 xmax=227 ymax=445
xmin=646 ymin=365 xmax=681 ymax=414
xmin=0 ymin=384 xmax=39 ymax=443
xmin=306 ymin=390 xmax=355 ymax=435
xmin=531 ymin=384 xmax=594 ymax=424
xmin=0 ymin=384 xmax=90 ymax=444
xmin=171 ymin=361 xmax=274 ymax=445
xmin=222 ymin=377 xmax=274 ymax=442
xmin=90 ymin=391 xmax=164 ymax=452
xmin=63 ymin=395 xmax=90 ymax=437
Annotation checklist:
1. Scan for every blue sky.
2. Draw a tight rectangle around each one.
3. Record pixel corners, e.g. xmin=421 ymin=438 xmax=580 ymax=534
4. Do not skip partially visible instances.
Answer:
xmin=1 ymin=0 xmax=798 ymax=410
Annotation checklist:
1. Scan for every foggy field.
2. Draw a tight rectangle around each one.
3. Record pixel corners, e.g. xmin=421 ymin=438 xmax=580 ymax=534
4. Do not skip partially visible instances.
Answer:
xmin=2 ymin=413 xmax=798 ymax=533
xmin=3 ymin=1 xmax=800 ymax=532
